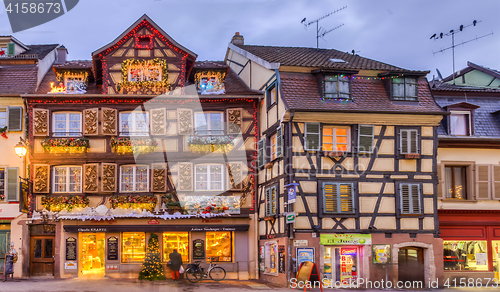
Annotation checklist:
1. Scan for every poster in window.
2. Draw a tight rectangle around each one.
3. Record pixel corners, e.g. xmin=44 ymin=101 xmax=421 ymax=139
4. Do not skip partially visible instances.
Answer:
xmin=278 ymin=245 xmax=285 ymax=274
xmin=340 ymin=247 xmax=358 ymax=284
xmin=476 ymin=253 xmax=487 ymax=266
xmin=193 ymin=239 xmax=205 ymax=260
xmin=259 ymin=245 xmax=265 ymax=271
xmin=107 ymin=236 xmax=118 ymax=261
xmin=372 ymin=244 xmax=391 ymax=264
xmin=296 ymin=247 xmax=315 ymax=272
xmin=65 ymin=237 xmax=77 ymax=261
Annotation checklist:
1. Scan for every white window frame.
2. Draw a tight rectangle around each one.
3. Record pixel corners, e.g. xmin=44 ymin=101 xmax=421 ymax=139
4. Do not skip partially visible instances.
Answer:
xmin=194 ymin=112 xmax=224 ymax=136
xmin=322 ymin=126 xmax=351 ymax=152
xmin=194 ymin=164 xmax=224 ymax=191
xmin=53 ymin=166 xmax=82 ymax=193
xmin=119 ymin=111 xmax=149 ymax=136
xmin=120 ymin=165 xmax=150 ymax=192
xmin=52 ymin=112 xmax=82 ymax=137
xmin=0 ymin=108 xmax=6 ymax=128
xmin=450 ymin=110 xmax=472 ymax=136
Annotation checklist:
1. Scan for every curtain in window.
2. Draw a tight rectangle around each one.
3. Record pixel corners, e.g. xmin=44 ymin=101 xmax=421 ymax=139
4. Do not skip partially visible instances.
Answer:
xmin=120 ymin=113 xmax=131 ymax=134
xmin=135 ymin=166 xmax=148 ymax=192
xmin=54 ymin=167 xmax=67 ymax=192
xmin=121 ymin=166 xmax=134 ymax=192
xmin=195 ymin=165 xmax=208 ymax=190
xmin=69 ymin=167 xmax=81 ymax=192
xmin=405 ymin=79 xmax=416 ymax=98
xmin=450 ymin=114 xmax=467 ymax=135
xmin=210 ymin=165 xmax=222 ymax=190
xmin=54 ymin=113 xmax=67 ymax=136
xmin=393 ymin=78 xmax=405 ymax=98
xmin=339 ymin=80 xmax=350 ymax=99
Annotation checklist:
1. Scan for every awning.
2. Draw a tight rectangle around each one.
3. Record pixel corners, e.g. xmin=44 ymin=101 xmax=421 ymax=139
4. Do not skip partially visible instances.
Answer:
xmin=63 ymin=224 xmax=249 ymax=233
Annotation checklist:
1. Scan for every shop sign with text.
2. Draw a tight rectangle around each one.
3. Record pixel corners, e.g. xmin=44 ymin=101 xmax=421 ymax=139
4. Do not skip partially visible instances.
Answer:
xmin=320 ymin=234 xmax=371 ymax=245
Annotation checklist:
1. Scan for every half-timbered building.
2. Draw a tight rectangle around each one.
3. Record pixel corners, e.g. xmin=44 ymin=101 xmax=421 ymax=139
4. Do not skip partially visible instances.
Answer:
xmin=432 ymin=62 xmax=500 ymax=282
xmin=225 ymin=34 xmax=445 ymax=287
xmin=22 ymin=15 xmax=260 ymax=279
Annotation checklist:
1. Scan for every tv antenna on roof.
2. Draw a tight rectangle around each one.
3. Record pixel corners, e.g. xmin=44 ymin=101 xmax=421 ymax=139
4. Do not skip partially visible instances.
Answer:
xmin=301 ymin=6 xmax=347 ymax=49
xmin=430 ymin=20 xmax=493 ymax=84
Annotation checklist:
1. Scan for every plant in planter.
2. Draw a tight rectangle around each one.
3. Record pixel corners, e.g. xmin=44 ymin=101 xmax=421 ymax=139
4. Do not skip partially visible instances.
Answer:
xmin=162 ymin=192 xmax=186 ymax=215
xmin=187 ymin=135 xmax=234 ymax=153
xmin=40 ymin=138 xmax=90 ymax=153
xmin=109 ymin=195 xmax=157 ymax=211
xmin=110 ymin=137 xmax=158 ymax=154
xmin=41 ymin=196 xmax=89 ymax=212
xmin=0 ymin=126 xmax=7 ymax=139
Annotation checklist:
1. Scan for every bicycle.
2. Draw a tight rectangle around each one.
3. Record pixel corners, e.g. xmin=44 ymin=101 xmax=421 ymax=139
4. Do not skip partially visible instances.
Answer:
xmin=185 ymin=257 xmax=226 ymax=283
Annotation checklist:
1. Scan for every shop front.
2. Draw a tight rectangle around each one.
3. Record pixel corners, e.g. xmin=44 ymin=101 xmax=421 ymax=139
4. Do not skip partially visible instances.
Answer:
xmin=57 ymin=218 xmax=251 ymax=279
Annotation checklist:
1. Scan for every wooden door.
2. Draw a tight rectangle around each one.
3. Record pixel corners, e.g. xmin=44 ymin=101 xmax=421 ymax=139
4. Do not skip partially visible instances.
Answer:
xmin=398 ymin=247 xmax=424 ymax=285
xmin=30 ymin=236 xmax=55 ymax=276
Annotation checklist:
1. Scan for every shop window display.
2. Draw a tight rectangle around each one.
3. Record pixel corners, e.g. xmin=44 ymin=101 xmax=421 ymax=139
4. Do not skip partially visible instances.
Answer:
xmin=264 ymin=242 xmax=278 ymax=275
xmin=493 ymin=241 xmax=500 ymax=279
xmin=122 ymin=232 xmax=146 ymax=262
xmin=163 ymin=232 xmax=189 ymax=262
xmin=206 ymin=232 xmax=232 ymax=262
xmin=80 ymin=233 xmax=105 ymax=275
xmin=443 ymin=241 xmax=488 ymax=271
xmin=323 ymin=246 xmax=359 ymax=285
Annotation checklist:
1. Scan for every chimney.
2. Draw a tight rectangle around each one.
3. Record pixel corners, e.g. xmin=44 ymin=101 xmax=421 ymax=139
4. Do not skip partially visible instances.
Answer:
xmin=230 ymin=32 xmax=244 ymax=46
xmin=55 ymin=45 xmax=68 ymax=64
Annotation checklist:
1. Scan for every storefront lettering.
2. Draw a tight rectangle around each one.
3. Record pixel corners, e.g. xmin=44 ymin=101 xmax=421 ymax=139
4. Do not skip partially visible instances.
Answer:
xmin=201 ymin=219 xmax=222 ymax=223
xmin=267 ymin=234 xmax=275 ymax=239
xmin=77 ymin=228 xmax=107 ymax=232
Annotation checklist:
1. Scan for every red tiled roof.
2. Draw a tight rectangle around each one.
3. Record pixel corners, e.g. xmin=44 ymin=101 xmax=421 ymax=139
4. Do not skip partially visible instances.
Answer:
xmin=0 ymin=65 xmax=39 ymax=94
xmin=280 ymin=72 xmax=443 ymax=114
xmin=236 ymin=45 xmax=428 ymax=73
xmin=223 ymin=68 xmax=261 ymax=96
xmin=37 ymin=67 xmax=102 ymax=94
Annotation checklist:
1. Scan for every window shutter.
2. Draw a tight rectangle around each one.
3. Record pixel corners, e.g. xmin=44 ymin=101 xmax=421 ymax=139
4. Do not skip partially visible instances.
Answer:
xmin=7 ymin=43 xmax=15 ymax=56
xmin=323 ymin=183 xmax=338 ymax=213
xmin=400 ymin=184 xmax=411 ymax=214
xmin=150 ymin=108 xmax=166 ymax=136
xmin=101 ymin=163 xmax=117 ymax=192
xmin=8 ymin=107 xmax=22 ymax=131
xmin=6 ymin=168 xmax=19 ymax=201
xmin=400 ymin=130 xmax=408 ymax=154
xmin=276 ymin=126 xmax=283 ymax=158
xmin=411 ymin=184 xmax=421 ymax=214
xmin=177 ymin=109 xmax=193 ymax=135
xmin=437 ymin=164 xmax=445 ymax=199
xmin=410 ymin=130 xmax=419 ymax=154
xmin=271 ymin=186 xmax=277 ymax=215
xmin=152 ymin=163 xmax=167 ymax=192
xmin=257 ymin=138 xmax=266 ymax=167
xmin=265 ymin=188 xmax=271 ymax=216
xmin=475 ymin=164 xmax=491 ymax=200
xmin=177 ymin=162 xmax=193 ymax=191
xmin=358 ymin=125 xmax=374 ymax=154
xmin=227 ymin=108 xmax=242 ymax=135
xmin=227 ymin=162 xmax=243 ymax=190
xmin=83 ymin=164 xmax=98 ymax=193
xmin=304 ymin=123 xmax=320 ymax=151
xmin=101 ymin=108 xmax=117 ymax=135
xmin=33 ymin=164 xmax=50 ymax=193
xmin=83 ymin=108 xmax=99 ymax=135
xmin=339 ymin=183 xmax=354 ymax=213
xmin=33 ymin=108 xmax=49 ymax=136
xmin=492 ymin=165 xmax=500 ymax=200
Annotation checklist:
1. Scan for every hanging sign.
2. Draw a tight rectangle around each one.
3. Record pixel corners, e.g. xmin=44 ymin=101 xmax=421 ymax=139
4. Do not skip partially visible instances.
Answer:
xmin=193 ymin=239 xmax=205 ymax=260
xmin=285 ymin=183 xmax=299 ymax=204
xmin=296 ymin=247 xmax=315 ymax=272
xmin=286 ymin=212 xmax=296 ymax=224
xmin=65 ymin=237 xmax=77 ymax=261
xmin=320 ymin=234 xmax=372 ymax=245
xmin=372 ymin=244 xmax=391 ymax=264
xmin=107 ymin=236 xmax=119 ymax=261
xmin=278 ymin=245 xmax=286 ymax=274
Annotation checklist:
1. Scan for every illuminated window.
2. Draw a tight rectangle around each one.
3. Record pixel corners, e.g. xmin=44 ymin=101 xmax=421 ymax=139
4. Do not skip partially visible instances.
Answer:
xmin=163 ymin=232 xmax=189 ymax=263
xmin=53 ymin=112 xmax=82 ymax=137
xmin=127 ymin=65 xmax=162 ymax=82
xmin=122 ymin=232 xmax=146 ymax=262
xmin=195 ymin=164 xmax=223 ymax=191
xmin=322 ymin=126 xmax=350 ymax=152
xmin=120 ymin=112 xmax=149 ymax=136
xmin=324 ymin=75 xmax=350 ymax=99
xmin=0 ymin=169 xmax=4 ymax=201
xmin=206 ymin=232 xmax=232 ymax=262
xmin=64 ymin=74 xmax=86 ymax=92
xmin=323 ymin=183 xmax=354 ymax=214
xmin=271 ymin=134 xmax=277 ymax=160
xmin=264 ymin=242 xmax=278 ymax=275
xmin=194 ymin=112 xmax=223 ymax=135
xmin=120 ymin=165 xmax=149 ymax=192
xmin=445 ymin=166 xmax=467 ymax=199
xmin=392 ymin=78 xmax=417 ymax=101
xmin=53 ymin=166 xmax=82 ymax=193
xmin=443 ymin=241 xmax=488 ymax=271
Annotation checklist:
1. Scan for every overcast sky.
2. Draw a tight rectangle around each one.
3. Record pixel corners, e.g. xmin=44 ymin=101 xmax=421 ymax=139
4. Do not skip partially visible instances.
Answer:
xmin=1 ymin=0 xmax=499 ymax=80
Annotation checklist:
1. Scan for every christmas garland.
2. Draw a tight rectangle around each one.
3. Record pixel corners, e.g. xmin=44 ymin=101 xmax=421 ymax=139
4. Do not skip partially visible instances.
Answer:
xmin=117 ymin=58 xmax=170 ymax=92
xmin=41 ymin=196 xmax=89 ymax=212
xmin=187 ymin=135 xmax=234 ymax=153
xmin=40 ymin=138 xmax=90 ymax=153
xmin=109 ymin=195 xmax=157 ymax=211
xmin=110 ymin=137 xmax=158 ymax=154
xmin=55 ymin=70 xmax=89 ymax=83
xmin=0 ymin=126 xmax=7 ymax=139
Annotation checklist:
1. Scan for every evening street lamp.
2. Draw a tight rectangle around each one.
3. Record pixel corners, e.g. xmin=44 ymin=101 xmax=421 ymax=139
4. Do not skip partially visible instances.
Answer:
xmin=14 ymin=137 xmax=28 ymax=158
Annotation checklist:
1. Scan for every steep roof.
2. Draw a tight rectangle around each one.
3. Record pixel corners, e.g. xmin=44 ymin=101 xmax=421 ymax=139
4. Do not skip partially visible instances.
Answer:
xmin=234 ymin=44 xmax=428 ymax=73
xmin=279 ymin=72 xmax=443 ymax=114
xmin=21 ymin=44 xmax=58 ymax=59
xmin=53 ymin=60 xmax=93 ymax=70
xmin=0 ymin=65 xmax=39 ymax=94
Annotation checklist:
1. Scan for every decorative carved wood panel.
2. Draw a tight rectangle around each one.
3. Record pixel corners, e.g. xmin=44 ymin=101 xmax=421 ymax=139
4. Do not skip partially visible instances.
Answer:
xmin=33 ymin=164 xmax=49 ymax=193
xmin=227 ymin=108 xmax=242 ymax=135
xmin=150 ymin=108 xmax=166 ymax=136
xmin=101 ymin=108 xmax=117 ymax=135
xmin=177 ymin=163 xmax=192 ymax=191
xmin=83 ymin=163 xmax=99 ymax=193
xmin=152 ymin=163 xmax=167 ymax=192
xmin=33 ymin=109 xmax=49 ymax=136
xmin=83 ymin=108 xmax=99 ymax=135
xmin=101 ymin=163 xmax=117 ymax=192
xmin=177 ymin=109 xmax=193 ymax=135
xmin=227 ymin=162 xmax=243 ymax=190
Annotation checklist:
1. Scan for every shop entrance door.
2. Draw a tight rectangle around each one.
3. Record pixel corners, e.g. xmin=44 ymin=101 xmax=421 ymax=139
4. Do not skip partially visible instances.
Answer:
xmin=30 ymin=236 xmax=55 ymax=276
xmin=0 ymin=230 xmax=10 ymax=274
xmin=398 ymin=247 xmax=424 ymax=285
xmin=323 ymin=246 xmax=360 ymax=285
xmin=80 ymin=233 xmax=105 ymax=277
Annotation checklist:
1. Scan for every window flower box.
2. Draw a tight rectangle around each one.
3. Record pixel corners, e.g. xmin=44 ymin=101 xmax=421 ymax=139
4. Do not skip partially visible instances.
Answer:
xmin=187 ymin=135 xmax=234 ymax=153
xmin=41 ymin=196 xmax=89 ymax=212
xmin=110 ymin=137 xmax=158 ymax=154
xmin=109 ymin=195 xmax=157 ymax=212
xmin=404 ymin=153 xmax=420 ymax=159
xmin=41 ymin=138 xmax=89 ymax=153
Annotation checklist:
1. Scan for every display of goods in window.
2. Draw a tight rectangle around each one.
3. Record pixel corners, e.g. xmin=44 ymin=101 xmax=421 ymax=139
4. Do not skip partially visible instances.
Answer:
xmin=109 ymin=195 xmax=157 ymax=211
xmin=110 ymin=137 xmax=158 ymax=154
xmin=41 ymin=196 xmax=89 ymax=212
xmin=187 ymin=135 xmax=234 ymax=153
xmin=40 ymin=138 xmax=90 ymax=153
xmin=162 ymin=193 xmax=186 ymax=215
xmin=182 ymin=196 xmax=240 ymax=215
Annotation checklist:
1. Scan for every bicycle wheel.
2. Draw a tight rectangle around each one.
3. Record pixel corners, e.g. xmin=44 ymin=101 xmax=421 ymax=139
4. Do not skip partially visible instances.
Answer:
xmin=209 ymin=267 xmax=226 ymax=281
xmin=185 ymin=268 xmax=201 ymax=283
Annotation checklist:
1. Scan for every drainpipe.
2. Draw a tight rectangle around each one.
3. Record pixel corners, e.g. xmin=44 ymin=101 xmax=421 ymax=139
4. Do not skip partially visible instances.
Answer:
xmin=255 ymin=95 xmax=262 ymax=280
xmin=286 ymin=111 xmax=295 ymax=285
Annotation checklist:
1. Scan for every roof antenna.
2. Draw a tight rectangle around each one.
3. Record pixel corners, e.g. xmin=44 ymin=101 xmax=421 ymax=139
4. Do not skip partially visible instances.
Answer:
xmin=301 ymin=6 xmax=347 ymax=49
xmin=436 ymin=68 xmax=443 ymax=80
xmin=430 ymin=20 xmax=493 ymax=85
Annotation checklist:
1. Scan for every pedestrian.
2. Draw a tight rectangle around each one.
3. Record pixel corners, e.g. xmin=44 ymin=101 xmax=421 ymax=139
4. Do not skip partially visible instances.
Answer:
xmin=169 ymin=249 xmax=183 ymax=280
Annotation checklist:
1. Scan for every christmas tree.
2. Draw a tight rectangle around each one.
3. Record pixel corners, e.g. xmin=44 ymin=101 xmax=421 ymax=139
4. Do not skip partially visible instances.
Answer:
xmin=138 ymin=233 xmax=167 ymax=281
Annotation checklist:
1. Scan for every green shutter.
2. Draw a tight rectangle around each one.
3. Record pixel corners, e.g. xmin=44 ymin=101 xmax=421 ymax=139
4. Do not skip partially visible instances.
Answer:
xmin=8 ymin=107 xmax=22 ymax=131
xmin=257 ymin=138 xmax=265 ymax=167
xmin=7 ymin=43 xmax=15 ymax=56
xmin=265 ymin=188 xmax=271 ymax=216
xmin=276 ymin=126 xmax=283 ymax=158
xmin=6 ymin=168 xmax=19 ymax=202
xmin=305 ymin=123 xmax=320 ymax=151
xmin=358 ymin=125 xmax=374 ymax=154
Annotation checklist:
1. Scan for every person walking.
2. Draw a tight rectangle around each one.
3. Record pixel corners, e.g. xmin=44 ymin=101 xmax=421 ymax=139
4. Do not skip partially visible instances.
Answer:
xmin=169 ymin=249 xmax=183 ymax=280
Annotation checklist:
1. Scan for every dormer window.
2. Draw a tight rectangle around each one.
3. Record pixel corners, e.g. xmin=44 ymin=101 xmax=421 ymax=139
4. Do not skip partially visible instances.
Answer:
xmin=64 ymin=74 xmax=87 ymax=93
xmin=128 ymin=65 xmax=162 ymax=82
xmin=195 ymin=71 xmax=226 ymax=95
xmin=324 ymin=75 xmax=350 ymax=100
xmin=392 ymin=78 xmax=417 ymax=101
xmin=450 ymin=111 xmax=471 ymax=136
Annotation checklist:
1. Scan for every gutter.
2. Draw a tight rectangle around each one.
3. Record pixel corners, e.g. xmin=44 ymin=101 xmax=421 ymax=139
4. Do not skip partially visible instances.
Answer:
xmin=289 ymin=109 xmax=448 ymax=115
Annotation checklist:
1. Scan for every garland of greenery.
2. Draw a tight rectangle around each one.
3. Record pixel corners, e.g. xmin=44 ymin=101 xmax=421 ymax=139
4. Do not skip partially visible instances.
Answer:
xmin=40 ymin=138 xmax=90 ymax=152
xmin=55 ymin=70 xmax=89 ymax=83
xmin=41 ymin=196 xmax=89 ymax=212
xmin=110 ymin=137 xmax=158 ymax=154
xmin=117 ymin=58 xmax=170 ymax=92
xmin=194 ymin=70 xmax=226 ymax=84
xmin=109 ymin=195 xmax=157 ymax=211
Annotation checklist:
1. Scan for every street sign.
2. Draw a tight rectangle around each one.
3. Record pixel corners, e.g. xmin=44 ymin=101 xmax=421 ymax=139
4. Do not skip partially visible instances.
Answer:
xmin=293 ymin=240 xmax=308 ymax=247
xmin=286 ymin=212 xmax=296 ymax=224
xmin=285 ymin=183 xmax=299 ymax=204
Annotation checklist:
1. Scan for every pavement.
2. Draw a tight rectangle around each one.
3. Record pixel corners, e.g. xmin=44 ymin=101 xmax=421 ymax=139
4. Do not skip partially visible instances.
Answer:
xmin=2 ymin=277 xmax=500 ymax=292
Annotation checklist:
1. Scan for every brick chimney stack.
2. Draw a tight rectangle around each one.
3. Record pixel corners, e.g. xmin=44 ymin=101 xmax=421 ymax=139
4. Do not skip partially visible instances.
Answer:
xmin=231 ymin=32 xmax=244 ymax=46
